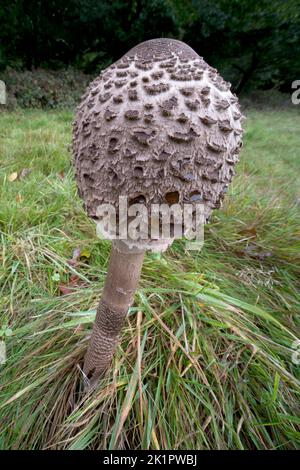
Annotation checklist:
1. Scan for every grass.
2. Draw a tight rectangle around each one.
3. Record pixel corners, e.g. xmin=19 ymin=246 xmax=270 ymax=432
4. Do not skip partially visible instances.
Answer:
xmin=0 ymin=108 xmax=299 ymax=450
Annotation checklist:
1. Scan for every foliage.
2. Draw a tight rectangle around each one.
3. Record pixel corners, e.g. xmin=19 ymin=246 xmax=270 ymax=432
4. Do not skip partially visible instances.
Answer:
xmin=1 ymin=67 xmax=92 ymax=109
xmin=0 ymin=109 xmax=299 ymax=449
xmin=0 ymin=0 xmax=299 ymax=92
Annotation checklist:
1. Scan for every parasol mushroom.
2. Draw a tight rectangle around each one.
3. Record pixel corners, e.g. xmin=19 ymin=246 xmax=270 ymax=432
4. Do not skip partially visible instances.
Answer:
xmin=72 ymin=38 xmax=244 ymax=388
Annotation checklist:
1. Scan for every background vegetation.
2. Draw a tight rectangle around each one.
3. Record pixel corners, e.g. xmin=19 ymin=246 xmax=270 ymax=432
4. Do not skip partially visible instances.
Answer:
xmin=1 ymin=0 xmax=300 ymax=98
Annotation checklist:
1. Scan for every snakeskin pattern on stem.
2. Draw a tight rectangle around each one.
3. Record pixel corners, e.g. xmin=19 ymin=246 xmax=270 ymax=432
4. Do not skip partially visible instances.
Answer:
xmin=83 ymin=298 xmax=127 ymax=386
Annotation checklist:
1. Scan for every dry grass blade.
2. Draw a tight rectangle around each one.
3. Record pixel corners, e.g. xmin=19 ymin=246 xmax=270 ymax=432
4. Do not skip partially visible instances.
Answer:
xmin=109 ymin=330 xmax=147 ymax=449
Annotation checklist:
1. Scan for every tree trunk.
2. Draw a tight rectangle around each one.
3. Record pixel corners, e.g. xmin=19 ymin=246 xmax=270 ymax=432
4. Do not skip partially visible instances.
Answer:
xmin=83 ymin=241 xmax=145 ymax=389
xmin=234 ymin=51 xmax=259 ymax=95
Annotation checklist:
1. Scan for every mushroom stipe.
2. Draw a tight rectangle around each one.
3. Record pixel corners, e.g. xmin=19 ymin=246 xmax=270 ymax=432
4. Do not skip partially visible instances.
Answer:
xmin=72 ymin=38 xmax=244 ymax=388
xmin=82 ymin=241 xmax=145 ymax=388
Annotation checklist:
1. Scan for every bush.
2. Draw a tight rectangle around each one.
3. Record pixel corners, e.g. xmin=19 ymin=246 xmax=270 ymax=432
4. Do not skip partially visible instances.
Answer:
xmin=240 ymin=89 xmax=295 ymax=110
xmin=1 ymin=68 xmax=93 ymax=109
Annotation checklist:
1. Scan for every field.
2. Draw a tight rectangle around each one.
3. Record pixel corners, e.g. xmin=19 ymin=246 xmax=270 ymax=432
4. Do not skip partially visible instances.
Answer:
xmin=0 ymin=108 xmax=299 ymax=449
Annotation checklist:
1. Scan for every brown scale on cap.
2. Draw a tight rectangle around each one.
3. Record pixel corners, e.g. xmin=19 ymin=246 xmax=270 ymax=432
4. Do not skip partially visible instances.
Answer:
xmin=73 ymin=38 xmax=244 ymax=224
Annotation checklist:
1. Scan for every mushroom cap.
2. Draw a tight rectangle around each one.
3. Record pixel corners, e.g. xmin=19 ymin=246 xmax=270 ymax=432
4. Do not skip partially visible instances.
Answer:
xmin=73 ymin=38 xmax=244 ymax=225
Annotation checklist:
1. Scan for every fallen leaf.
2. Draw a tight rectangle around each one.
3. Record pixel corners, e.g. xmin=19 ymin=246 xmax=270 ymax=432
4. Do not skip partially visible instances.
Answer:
xmin=59 ymin=284 xmax=73 ymax=295
xmin=67 ymin=247 xmax=91 ymax=266
xmin=8 ymin=172 xmax=18 ymax=182
xmin=16 ymin=193 xmax=23 ymax=203
xmin=59 ymin=274 xmax=87 ymax=295
xmin=19 ymin=168 xmax=32 ymax=179
xmin=80 ymin=249 xmax=91 ymax=259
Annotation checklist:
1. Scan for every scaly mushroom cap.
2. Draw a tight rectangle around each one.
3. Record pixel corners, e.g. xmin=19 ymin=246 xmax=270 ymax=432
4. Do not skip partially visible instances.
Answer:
xmin=73 ymin=38 xmax=244 ymax=223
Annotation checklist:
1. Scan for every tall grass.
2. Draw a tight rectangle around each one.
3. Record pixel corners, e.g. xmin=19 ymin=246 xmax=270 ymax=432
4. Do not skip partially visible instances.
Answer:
xmin=0 ymin=109 xmax=299 ymax=449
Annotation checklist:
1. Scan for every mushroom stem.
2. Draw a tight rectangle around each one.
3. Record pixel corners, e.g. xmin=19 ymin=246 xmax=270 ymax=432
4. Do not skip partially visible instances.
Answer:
xmin=83 ymin=240 xmax=145 ymax=388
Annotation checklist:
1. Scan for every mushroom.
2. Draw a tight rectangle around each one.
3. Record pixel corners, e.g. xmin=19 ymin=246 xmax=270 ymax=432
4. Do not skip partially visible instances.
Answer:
xmin=72 ymin=38 xmax=244 ymax=388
